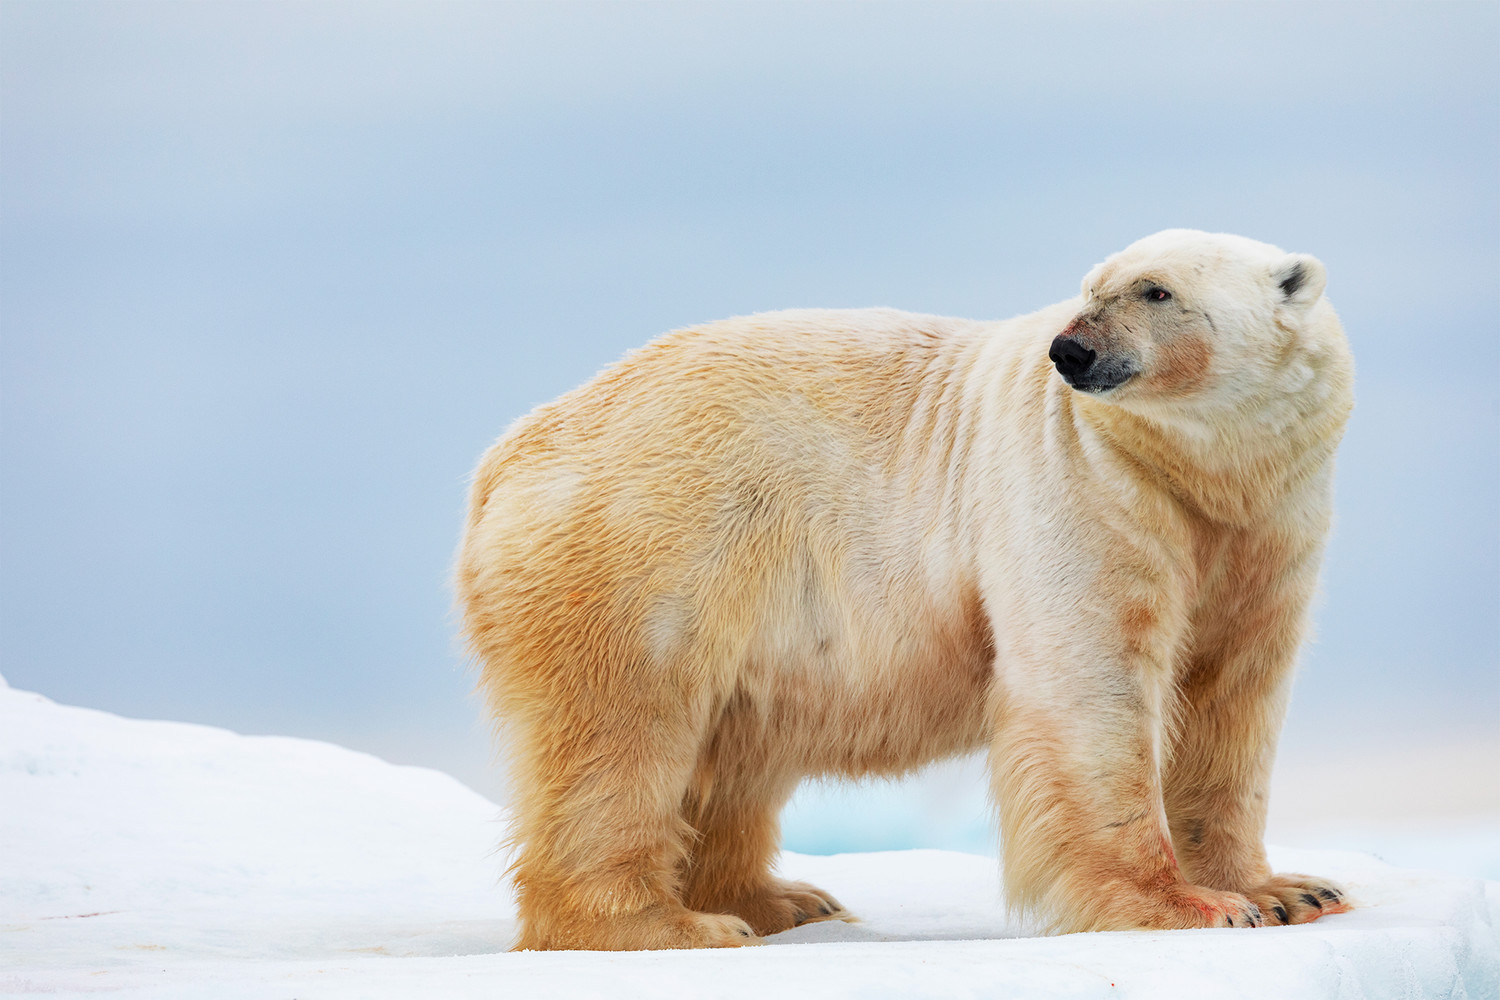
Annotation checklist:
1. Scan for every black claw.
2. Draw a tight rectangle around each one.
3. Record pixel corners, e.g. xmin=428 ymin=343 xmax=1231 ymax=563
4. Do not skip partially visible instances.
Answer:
xmin=1226 ymin=915 xmax=1236 ymax=927
xmin=1301 ymin=893 xmax=1322 ymax=910
xmin=1316 ymin=888 xmax=1341 ymax=902
xmin=1273 ymin=905 xmax=1289 ymax=923
xmin=819 ymin=903 xmax=833 ymax=916
xmin=738 ymin=927 xmax=752 ymax=937
xmin=1247 ymin=905 xmax=1263 ymax=926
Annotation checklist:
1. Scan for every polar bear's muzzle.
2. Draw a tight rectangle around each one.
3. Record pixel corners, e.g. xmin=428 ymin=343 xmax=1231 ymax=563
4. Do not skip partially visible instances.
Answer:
xmin=1049 ymin=333 xmax=1137 ymax=393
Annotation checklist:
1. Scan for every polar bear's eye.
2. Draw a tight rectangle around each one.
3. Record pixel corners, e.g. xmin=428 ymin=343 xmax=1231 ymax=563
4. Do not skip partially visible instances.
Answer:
xmin=1145 ymin=287 xmax=1172 ymax=302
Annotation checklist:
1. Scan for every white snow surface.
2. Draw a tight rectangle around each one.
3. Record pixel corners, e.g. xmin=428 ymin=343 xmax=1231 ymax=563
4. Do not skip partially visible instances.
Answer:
xmin=2 ymin=676 xmax=1496 ymax=999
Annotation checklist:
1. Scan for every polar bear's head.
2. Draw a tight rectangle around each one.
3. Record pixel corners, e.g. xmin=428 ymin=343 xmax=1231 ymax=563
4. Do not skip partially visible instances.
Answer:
xmin=1049 ymin=230 xmax=1344 ymax=416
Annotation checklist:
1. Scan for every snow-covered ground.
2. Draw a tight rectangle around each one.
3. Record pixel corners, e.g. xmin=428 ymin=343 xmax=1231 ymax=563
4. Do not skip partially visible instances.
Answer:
xmin=2 ymin=675 xmax=1496 ymax=999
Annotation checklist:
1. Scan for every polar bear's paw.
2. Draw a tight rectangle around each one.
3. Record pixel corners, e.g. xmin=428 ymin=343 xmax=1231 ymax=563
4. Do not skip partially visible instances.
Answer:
xmin=1149 ymin=884 xmax=1266 ymax=929
xmin=712 ymin=877 xmax=852 ymax=937
xmin=672 ymin=909 xmax=763 ymax=947
xmin=515 ymin=902 xmax=759 ymax=951
xmin=1245 ymin=874 xmax=1352 ymax=925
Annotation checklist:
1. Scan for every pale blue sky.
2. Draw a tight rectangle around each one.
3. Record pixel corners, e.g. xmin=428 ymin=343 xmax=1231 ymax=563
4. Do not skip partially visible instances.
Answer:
xmin=2 ymin=2 xmax=1496 ymax=824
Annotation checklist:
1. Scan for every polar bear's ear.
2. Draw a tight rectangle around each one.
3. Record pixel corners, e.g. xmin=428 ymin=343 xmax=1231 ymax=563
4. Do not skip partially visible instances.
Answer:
xmin=1273 ymin=254 xmax=1327 ymax=309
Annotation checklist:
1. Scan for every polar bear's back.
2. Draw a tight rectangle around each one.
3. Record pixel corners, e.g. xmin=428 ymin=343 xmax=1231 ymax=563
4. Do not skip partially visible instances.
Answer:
xmin=470 ymin=308 xmax=992 ymax=533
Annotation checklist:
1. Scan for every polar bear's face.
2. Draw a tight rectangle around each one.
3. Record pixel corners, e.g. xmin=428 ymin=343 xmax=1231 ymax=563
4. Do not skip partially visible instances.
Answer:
xmin=1048 ymin=230 xmax=1329 ymax=412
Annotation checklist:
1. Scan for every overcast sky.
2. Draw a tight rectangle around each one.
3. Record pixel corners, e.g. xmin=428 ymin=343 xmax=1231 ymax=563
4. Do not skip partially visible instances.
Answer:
xmin=2 ymin=2 xmax=1496 ymax=815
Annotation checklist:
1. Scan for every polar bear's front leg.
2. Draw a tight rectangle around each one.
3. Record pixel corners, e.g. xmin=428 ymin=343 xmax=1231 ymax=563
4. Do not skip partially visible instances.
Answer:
xmin=988 ymin=622 xmax=1264 ymax=933
xmin=1162 ymin=534 xmax=1352 ymax=926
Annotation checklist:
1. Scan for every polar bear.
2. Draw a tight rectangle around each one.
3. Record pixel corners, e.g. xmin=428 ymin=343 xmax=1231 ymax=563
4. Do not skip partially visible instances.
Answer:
xmin=455 ymin=229 xmax=1355 ymax=950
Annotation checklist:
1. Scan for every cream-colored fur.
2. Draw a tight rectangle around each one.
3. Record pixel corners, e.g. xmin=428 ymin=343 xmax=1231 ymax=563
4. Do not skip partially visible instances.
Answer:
xmin=456 ymin=229 xmax=1355 ymax=949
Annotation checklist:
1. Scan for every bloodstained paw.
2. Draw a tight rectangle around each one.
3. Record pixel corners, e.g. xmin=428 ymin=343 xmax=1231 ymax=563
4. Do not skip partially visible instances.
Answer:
xmin=1165 ymin=884 xmax=1265 ymax=929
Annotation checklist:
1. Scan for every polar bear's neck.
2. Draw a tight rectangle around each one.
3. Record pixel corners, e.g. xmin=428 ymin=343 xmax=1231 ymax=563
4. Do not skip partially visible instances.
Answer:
xmin=1072 ymin=379 xmax=1353 ymax=528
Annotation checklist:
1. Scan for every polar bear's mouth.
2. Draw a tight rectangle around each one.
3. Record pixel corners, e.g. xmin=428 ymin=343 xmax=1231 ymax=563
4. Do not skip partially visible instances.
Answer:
xmin=1058 ymin=362 xmax=1138 ymax=394
xmin=1068 ymin=370 xmax=1136 ymax=393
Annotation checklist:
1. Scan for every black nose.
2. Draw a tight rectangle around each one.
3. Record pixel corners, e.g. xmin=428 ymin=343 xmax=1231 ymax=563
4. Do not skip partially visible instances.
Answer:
xmin=1049 ymin=336 xmax=1096 ymax=380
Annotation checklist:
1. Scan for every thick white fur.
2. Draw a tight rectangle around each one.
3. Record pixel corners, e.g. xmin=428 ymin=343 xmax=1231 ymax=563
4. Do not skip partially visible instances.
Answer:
xmin=456 ymin=229 xmax=1355 ymax=949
